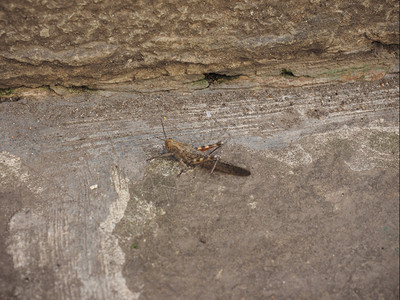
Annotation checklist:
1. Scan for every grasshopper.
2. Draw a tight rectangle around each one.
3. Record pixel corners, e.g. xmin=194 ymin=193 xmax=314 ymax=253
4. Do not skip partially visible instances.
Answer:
xmin=148 ymin=120 xmax=251 ymax=176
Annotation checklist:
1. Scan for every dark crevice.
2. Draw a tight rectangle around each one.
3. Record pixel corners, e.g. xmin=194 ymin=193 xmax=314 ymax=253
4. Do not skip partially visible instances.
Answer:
xmin=66 ymin=85 xmax=94 ymax=93
xmin=0 ymin=88 xmax=21 ymax=103
xmin=0 ymin=96 xmax=21 ymax=103
xmin=48 ymin=85 xmax=96 ymax=94
xmin=280 ymin=68 xmax=296 ymax=77
xmin=363 ymin=33 xmax=399 ymax=54
xmin=203 ymin=73 xmax=241 ymax=84
xmin=371 ymin=41 xmax=399 ymax=54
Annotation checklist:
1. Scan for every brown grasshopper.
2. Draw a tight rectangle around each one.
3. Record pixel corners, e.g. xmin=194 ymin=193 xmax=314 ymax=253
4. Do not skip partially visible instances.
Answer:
xmin=148 ymin=120 xmax=251 ymax=176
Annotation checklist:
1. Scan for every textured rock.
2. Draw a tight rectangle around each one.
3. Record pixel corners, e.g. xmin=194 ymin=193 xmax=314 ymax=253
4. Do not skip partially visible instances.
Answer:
xmin=0 ymin=0 xmax=398 ymax=90
xmin=1 ymin=75 xmax=399 ymax=299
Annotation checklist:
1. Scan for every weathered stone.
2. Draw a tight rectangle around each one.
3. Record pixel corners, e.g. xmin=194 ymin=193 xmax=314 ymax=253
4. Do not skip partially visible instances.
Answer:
xmin=1 ymin=76 xmax=399 ymax=299
xmin=0 ymin=0 xmax=398 ymax=89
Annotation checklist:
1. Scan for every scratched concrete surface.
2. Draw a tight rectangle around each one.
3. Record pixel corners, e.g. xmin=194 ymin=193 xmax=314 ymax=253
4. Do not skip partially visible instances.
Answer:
xmin=0 ymin=76 xmax=399 ymax=299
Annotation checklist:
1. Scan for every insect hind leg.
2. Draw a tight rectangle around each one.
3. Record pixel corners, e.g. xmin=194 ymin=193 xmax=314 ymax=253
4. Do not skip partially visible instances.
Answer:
xmin=196 ymin=141 xmax=224 ymax=154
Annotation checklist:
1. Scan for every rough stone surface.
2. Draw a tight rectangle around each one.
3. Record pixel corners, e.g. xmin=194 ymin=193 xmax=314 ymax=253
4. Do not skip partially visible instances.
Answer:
xmin=0 ymin=75 xmax=398 ymax=299
xmin=0 ymin=0 xmax=399 ymax=90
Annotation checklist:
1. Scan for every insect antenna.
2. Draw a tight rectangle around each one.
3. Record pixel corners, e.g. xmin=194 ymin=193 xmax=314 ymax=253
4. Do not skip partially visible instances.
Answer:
xmin=161 ymin=118 xmax=168 ymax=139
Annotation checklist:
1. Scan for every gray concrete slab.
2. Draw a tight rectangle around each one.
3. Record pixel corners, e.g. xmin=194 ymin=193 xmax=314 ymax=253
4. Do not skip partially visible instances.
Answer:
xmin=1 ymin=76 xmax=399 ymax=299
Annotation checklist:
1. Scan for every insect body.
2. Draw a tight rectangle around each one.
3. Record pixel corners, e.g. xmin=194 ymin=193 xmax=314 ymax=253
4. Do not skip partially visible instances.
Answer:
xmin=151 ymin=121 xmax=251 ymax=176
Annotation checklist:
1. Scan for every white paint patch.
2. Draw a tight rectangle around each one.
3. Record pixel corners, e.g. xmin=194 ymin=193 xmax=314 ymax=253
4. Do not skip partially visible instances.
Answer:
xmin=248 ymin=201 xmax=258 ymax=209
xmin=344 ymin=144 xmax=376 ymax=172
xmin=2 ymin=151 xmax=53 ymax=272
xmin=3 ymin=153 xmax=138 ymax=299
xmin=101 ymin=167 xmax=131 ymax=233
xmin=7 ymin=210 xmax=48 ymax=270
xmin=265 ymin=125 xmax=399 ymax=171
xmin=97 ymin=166 xmax=140 ymax=299
xmin=313 ymin=126 xmax=398 ymax=172
xmin=215 ymin=268 xmax=224 ymax=280
xmin=324 ymin=190 xmax=346 ymax=211
xmin=274 ymin=144 xmax=313 ymax=167
xmin=0 ymin=151 xmax=43 ymax=194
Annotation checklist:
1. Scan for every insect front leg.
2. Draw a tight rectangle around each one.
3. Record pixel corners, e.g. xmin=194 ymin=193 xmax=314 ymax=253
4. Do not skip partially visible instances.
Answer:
xmin=146 ymin=152 xmax=175 ymax=161
xmin=177 ymin=158 xmax=195 ymax=176
xmin=178 ymin=158 xmax=188 ymax=168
